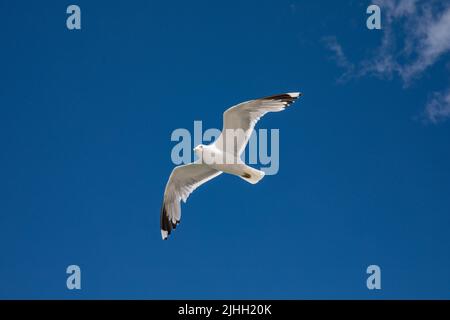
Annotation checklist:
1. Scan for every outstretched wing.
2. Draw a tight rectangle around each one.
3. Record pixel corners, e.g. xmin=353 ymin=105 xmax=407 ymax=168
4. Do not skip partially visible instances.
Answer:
xmin=213 ymin=92 xmax=301 ymax=156
xmin=160 ymin=162 xmax=222 ymax=240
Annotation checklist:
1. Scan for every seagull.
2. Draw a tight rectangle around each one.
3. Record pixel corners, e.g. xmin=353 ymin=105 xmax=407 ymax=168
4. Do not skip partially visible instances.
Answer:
xmin=160 ymin=92 xmax=302 ymax=240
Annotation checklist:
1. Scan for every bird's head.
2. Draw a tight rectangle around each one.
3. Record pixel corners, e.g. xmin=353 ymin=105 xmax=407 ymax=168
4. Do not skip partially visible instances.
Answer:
xmin=193 ymin=144 xmax=205 ymax=157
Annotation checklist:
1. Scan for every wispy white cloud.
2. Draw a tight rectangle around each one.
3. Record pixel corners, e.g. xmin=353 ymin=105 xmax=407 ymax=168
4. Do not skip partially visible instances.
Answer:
xmin=322 ymin=36 xmax=354 ymax=83
xmin=424 ymin=89 xmax=450 ymax=123
xmin=324 ymin=0 xmax=450 ymax=123
xmin=371 ymin=0 xmax=450 ymax=83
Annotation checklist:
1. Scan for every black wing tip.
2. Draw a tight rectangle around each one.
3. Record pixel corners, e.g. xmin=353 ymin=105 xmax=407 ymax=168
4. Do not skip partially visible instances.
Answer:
xmin=160 ymin=201 xmax=171 ymax=240
xmin=260 ymin=92 xmax=302 ymax=106
xmin=160 ymin=201 xmax=181 ymax=240
xmin=172 ymin=219 xmax=180 ymax=229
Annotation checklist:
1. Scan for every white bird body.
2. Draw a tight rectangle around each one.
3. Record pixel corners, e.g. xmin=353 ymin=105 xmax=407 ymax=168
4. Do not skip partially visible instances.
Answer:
xmin=160 ymin=92 xmax=302 ymax=240
xmin=194 ymin=144 xmax=265 ymax=184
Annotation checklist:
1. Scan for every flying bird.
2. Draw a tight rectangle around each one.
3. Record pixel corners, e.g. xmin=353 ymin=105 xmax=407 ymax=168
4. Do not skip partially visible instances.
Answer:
xmin=160 ymin=92 xmax=302 ymax=240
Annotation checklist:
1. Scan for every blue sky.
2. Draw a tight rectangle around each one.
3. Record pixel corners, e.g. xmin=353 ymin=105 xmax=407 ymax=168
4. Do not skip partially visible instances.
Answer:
xmin=1 ymin=0 xmax=450 ymax=299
